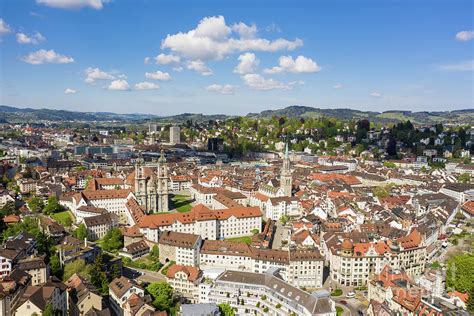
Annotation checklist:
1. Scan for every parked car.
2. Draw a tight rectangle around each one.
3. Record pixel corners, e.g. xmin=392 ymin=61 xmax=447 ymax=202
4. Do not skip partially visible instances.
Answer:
xmin=346 ymin=291 xmax=356 ymax=298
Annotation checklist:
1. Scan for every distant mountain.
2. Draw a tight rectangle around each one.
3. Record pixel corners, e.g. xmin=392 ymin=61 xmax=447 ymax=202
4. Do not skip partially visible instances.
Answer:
xmin=0 ymin=104 xmax=472 ymax=125
xmin=247 ymin=105 xmax=474 ymax=125
xmin=0 ymin=105 xmax=159 ymax=123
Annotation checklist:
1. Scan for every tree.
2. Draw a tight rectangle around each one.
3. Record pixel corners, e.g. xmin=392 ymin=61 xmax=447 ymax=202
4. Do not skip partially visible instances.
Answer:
xmin=43 ymin=196 xmax=64 ymax=215
xmin=446 ymin=253 xmax=474 ymax=293
xmin=27 ymin=196 xmax=44 ymax=212
xmin=373 ymin=186 xmax=389 ymax=199
xmin=109 ymin=263 xmax=122 ymax=281
xmin=150 ymin=245 xmax=159 ymax=258
xmin=43 ymin=303 xmax=54 ymax=316
xmin=458 ymin=173 xmax=471 ymax=184
xmin=100 ymin=228 xmax=123 ymax=253
xmin=63 ymin=258 xmax=88 ymax=281
xmin=279 ymin=214 xmax=289 ymax=226
xmin=218 ymin=303 xmax=235 ymax=316
xmin=73 ymin=224 xmax=87 ymax=240
xmin=146 ymin=282 xmax=174 ymax=312
xmin=50 ymin=254 xmax=61 ymax=278
xmin=466 ymin=286 xmax=474 ymax=313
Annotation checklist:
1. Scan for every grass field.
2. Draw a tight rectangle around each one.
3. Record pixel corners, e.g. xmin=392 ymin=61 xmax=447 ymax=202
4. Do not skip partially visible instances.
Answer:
xmin=171 ymin=194 xmax=193 ymax=213
xmin=225 ymin=235 xmax=253 ymax=245
xmin=51 ymin=210 xmax=73 ymax=226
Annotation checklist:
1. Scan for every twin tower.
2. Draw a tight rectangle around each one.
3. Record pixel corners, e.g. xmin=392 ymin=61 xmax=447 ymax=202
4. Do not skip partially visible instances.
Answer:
xmin=134 ymin=151 xmax=169 ymax=213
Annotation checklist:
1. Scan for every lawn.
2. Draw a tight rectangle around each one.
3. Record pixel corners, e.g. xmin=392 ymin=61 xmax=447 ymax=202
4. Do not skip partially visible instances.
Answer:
xmin=171 ymin=194 xmax=193 ymax=213
xmin=225 ymin=235 xmax=253 ymax=245
xmin=51 ymin=210 xmax=73 ymax=227
xmin=336 ymin=306 xmax=344 ymax=316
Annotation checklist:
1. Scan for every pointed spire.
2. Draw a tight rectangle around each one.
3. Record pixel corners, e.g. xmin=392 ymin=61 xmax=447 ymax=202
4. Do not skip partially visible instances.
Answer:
xmin=285 ymin=142 xmax=289 ymax=159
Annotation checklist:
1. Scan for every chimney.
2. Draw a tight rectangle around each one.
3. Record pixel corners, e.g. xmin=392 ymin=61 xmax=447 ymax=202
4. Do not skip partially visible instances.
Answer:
xmin=84 ymin=237 xmax=87 ymax=248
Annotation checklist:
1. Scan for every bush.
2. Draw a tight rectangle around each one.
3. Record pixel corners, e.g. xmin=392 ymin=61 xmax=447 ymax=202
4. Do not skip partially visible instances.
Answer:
xmin=331 ymin=288 xmax=343 ymax=296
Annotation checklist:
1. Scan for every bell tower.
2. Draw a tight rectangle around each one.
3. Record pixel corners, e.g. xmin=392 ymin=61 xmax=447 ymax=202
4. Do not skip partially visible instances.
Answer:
xmin=280 ymin=143 xmax=292 ymax=197
xmin=157 ymin=150 xmax=169 ymax=212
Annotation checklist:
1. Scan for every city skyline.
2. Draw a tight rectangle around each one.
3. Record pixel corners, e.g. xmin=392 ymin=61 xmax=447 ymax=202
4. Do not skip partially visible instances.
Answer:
xmin=0 ymin=0 xmax=473 ymax=115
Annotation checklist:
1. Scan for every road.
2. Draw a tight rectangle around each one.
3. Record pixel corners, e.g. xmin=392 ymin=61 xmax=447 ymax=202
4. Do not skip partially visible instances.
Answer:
xmin=272 ymin=221 xmax=289 ymax=249
xmin=124 ymin=266 xmax=167 ymax=283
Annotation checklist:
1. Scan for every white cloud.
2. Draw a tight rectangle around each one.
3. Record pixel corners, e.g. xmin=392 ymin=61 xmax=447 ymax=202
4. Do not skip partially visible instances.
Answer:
xmin=231 ymin=22 xmax=257 ymax=39
xmin=173 ymin=66 xmax=183 ymax=72
xmin=107 ymin=79 xmax=130 ymax=91
xmin=84 ymin=67 xmax=115 ymax=83
xmin=186 ymin=60 xmax=213 ymax=76
xmin=205 ymin=84 xmax=234 ymax=94
xmin=264 ymin=55 xmax=321 ymax=74
xmin=161 ymin=15 xmax=303 ymax=61
xmin=333 ymin=83 xmax=343 ymax=89
xmin=242 ymin=73 xmax=291 ymax=91
xmin=234 ymin=52 xmax=259 ymax=74
xmin=370 ymin=91 xmax=382 ymax=98
xmin=0 ymin=19 xmax=13 ymax=36
xmin=64 ymin=88 xmax=77 ymax=94
xmin=16 ymin=32 xmax=46 ymax=44
xmin=154 ymin=53 xmax=180 ymax=65
xmin=145 ymin=71 xmax=172 ymax=81
xmin=144 ymin=57 xmax=151 ymax=64
xmin=135 ymin=82 xmax=160 ymax=90
xmin=455 ymin=30 xmax=474 ymax=42
xmin=22 ymin=49 xmax=74 ymax=64
xmin=36 ymin=0 xmax=108 ymax=10
xmin=438 ymin=60 xmax=474 ymax=72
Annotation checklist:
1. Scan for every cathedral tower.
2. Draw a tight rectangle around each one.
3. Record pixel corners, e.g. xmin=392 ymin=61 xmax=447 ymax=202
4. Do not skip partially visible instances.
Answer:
xmin=157 ymin=150 xmax=169 ymax=212
xmin=280 ymin=143 xmax=292 ymax=197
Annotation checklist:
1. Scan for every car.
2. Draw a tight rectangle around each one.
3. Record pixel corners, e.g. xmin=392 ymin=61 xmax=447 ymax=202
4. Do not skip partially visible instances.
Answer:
xmin=339 ymin=300 xmax=347 ymax=305
xmin=346 ymin=291 xmax=356 ymax=298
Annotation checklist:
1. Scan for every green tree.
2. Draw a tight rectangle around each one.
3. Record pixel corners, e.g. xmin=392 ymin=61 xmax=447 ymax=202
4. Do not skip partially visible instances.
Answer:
xmin=50 ymin=254 xmax=61 ymax=278
xmin=466 ymin=286 xmax=474 ymax=313
xmin=446 ymin=253 xmax=474 ymax=293
xmin=150 ymin=245 xmax=159 ymax=258
xmin=100 ymin=228 xmax=123 ymax=253
xmin=27 ymin=196 xmax=44 ymax=212
xmin=63 ymin=258 xmax=88 ymax=281
xmin=279 ymin=214 xmax=289 ymax=225
xmin=43 ymin=196 xmax=64 ymax=215
xmin=146 ymin=282 xmax=174 ymax=312
xmin=218 ymin=303 xmax=235 ymax=316
xmin=43 ymin=303 xmax=54 ymax=316
xmin=109 ymin=263 xmax=122 ymax=281
xmin=73 ymin=224 xmax=88 ymax=240
xmin=373 ymin=186 xmax=389 ymax=199
xmin=458 ymin=173 xmax=471 ymax=184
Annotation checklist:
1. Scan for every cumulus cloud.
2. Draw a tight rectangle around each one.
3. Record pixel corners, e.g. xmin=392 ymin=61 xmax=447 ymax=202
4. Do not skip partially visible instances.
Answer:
xmin=205 ymin=84 xmax=234 ymax=94
xmin=107 ymin=79 xmax=130 ymax=91
xmin=64 ymin=88 xmax=77 ymax=94
xmin=84 ymin=67 xmax=115 ymax=83
xmin=173 ymin=66 xmax=184 ymax=72
xmin=154 ymin=53 xmax=181 ymax=65
xmin=455 ymin=30 xmax=474 ymax=42
xmin=186 ymin=60 xmax=213 ymax=76
xmin=333 ymin=83 xmax=344 ymax=89
xmin=22 ymin=49 xmax=74 ymax=64
xmin=242 ymin=73 xmax=291 ymax=91
xmin=231 ymin=22 xmax=257 ymax=39
xmin=264 ymin=55 xmax=321 ymax=74
xmin=145 ymin=71 xmax=172 ymax=81
xmin=160 ymin=15 xmax=303 ymax=61
xmin=438 ymin=60 xmax=473 ymax=72
xmin=370 ymin=91 xmax=382 ymax=98
xmin=234 ymin=52 xmax=259 ymax=75
xmin=135 ymin=82 xmax=160 ymax=90
xmin=144 ymin=57 xmax=151 ymax=64
xmin=36 ymin=0 xmax=108 ymax=10
xmin=0 ymin=19 xmax=12 ymax=36
xmin=16 ymin=32 xmax=46 ymax=44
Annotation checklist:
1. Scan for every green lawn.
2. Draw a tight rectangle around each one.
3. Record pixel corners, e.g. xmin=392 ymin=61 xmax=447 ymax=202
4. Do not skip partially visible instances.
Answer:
xmin=171 ymin=194 xmax=193 ymax=213
xmin=336 ymin=306 xmax=344 ymax=316
xmin=225 ymin=235 xmax=252 ymax=245
xmin=51 ymin=211 xmax=73 ymax=227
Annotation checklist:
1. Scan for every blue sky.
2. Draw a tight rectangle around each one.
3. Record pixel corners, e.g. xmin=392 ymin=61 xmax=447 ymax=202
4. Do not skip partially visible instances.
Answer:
xmin=0 ymin=0 xmax=472 ymax=115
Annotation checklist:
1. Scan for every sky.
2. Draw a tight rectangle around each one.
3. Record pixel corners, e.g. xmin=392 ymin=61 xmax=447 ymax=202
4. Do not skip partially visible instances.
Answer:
xmin=0 ymin=0 xmax=473 ymax=116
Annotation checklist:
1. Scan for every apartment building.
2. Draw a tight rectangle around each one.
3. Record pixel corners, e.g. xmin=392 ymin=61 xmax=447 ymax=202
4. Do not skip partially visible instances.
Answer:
xmin=166 ymin=265 xmax=202 ymax=303
xmin=206 ymin=270 xmax=336 ymax=316
xmin=109 ymin=276 xmax=145 ymax=316
xmin=265 ymin=196 xmax=300 ymax=220
xmin=159 ymin=231 xmax=202 ymax=267
xmin=83 ymin=212 xmax=120 ymax=241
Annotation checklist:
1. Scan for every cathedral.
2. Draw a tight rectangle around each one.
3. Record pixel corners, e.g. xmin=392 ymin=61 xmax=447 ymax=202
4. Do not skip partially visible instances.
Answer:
xmin=133 ymin=151 xmax=169 ymax=213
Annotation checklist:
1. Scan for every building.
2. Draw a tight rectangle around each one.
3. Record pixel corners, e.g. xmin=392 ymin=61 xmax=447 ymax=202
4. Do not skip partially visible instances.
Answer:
xmin=170 ymin=126 xmax=181 ymax=144
xmin=265 ymin=196 xmax=300 ymax=220
xmin=14 ymin=277 xmax=68 ymax=316
xmin=108 ymin=276 xmax=145 ymax=316
xmin=206 ymin=270 xmax=336 ymax=316
xmin=17 ymin=256 xmax=49 ymax=286
xmin=0 ymin=269 xmax=31 ymax=316
xmin=65 ymin=273 xmax=103 ymax=316
xmin=159 ymin=231 xmax=202 ymax=267
xmin=138 ymin=205 xmax=262 ymax=242
xmin=0 ymin=233 xmax=36 ymax=277
xmin=118 ymin=240 xmax=150 ymax=261
xmin=166 ymin=265 xmax=202 ymax=303
xmin=83 ymin=212 xmax=120 ymax=241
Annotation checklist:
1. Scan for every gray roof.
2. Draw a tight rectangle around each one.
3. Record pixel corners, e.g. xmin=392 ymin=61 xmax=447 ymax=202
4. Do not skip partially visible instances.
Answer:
xmin=180 ymin=303 xmax=220 ymax=316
